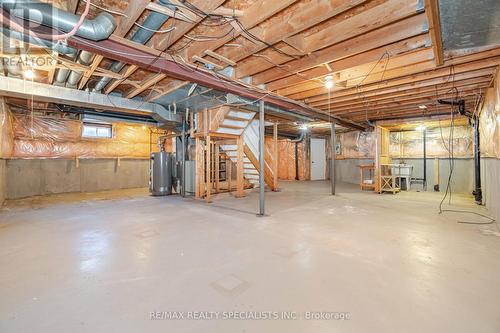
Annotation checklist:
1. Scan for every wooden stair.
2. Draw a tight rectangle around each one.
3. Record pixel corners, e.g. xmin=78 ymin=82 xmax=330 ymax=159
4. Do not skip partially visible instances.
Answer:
xmin=202 ymin=105 xmax=277 ymax=190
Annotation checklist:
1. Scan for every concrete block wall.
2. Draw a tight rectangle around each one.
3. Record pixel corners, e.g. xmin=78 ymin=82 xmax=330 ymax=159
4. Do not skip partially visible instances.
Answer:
xmin=5 ymin=158 xmax=149 ymax=199
xmin=481 ymin=158 xmax=500 ymax=221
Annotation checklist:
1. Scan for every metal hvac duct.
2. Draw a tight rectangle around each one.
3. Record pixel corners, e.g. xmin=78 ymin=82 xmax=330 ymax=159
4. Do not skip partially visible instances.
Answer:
xmin=0 ymin=27 xmax=77 ymax=78
xmin=1 ymin=35 xmax=22 ymax=77
xmin=1 ymin=0 xmax=116 ymax=41
xmin=65 ymin=50 xmax=93 ymax=87
xmin=0 ymin=75 xmax=181 ymax=125
xmin=94 ymin=0 xmax=175 ymax=92
xmin=0 ymin=0 xmax=115 ymax=85
xmin=0 ymin=27 xmax=76 ymax=55
xmin=54 ymin=53 xmax=76 ymax=86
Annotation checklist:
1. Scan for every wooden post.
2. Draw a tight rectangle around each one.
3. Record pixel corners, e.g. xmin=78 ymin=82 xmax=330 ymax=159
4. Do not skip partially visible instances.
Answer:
xmin=195 ymin=138 xmax=203 ymax=198
xmin=215 ymin=143 xmax=220 ymax=193
xmin=211 ymin=142 xmax=215 ymax=190
xmin=205 ymin=136 xmax=212 ymax=203
xmin=195 ymin=138 xmax=200 ymax=198
xmin=273 ymin=122 xmax=278 ymax=191
xmin=189 ymin=111 xmax=194 ymax=137
xmin=195 ymin=137 xmax=203 ymax=198
xmin=203 ymin=108 xmax=208 ymax=136
xmin=235 ymin=135 xmax=245 ymax=198
xmin=227 ymin=156 xmax=232 ymax=193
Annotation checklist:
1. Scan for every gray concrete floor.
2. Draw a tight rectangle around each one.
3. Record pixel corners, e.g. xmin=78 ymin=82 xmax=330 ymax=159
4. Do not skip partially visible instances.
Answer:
xmin=1 ymin=181 xmax=500 ymax=332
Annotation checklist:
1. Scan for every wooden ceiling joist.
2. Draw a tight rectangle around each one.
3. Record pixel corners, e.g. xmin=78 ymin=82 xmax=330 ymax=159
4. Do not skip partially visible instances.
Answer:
xmin=124 ymin=0 xmax=300 ymax=99
xmin=266 ymin=16 xmax=430 ymax=91
xmin=65 ymin=30 xmax=365 ymax=130
xmin=326 ymin=86 xmax=488 ymax=116
xmin=215 ymin=0 xmax=368 ymax=69
xmin=306 ymin=67 xmax=496 ymax=105
xmin=424 ymin=0 xmax=444 ymax=66
xmin=77 ymin=0 xmax=151 ymax=90
xmin=315 ymin=77 xmax=492 ymax=111
xmin=204 ymin=50 xmax=237 ymax=67
xmin=240 ymin=0 xmax=426 ymax=81
xmin=252 ymin=17 xmax=428 ymax=87
xmin=286 ymin=50 xmax=500 ymax=101
xmin=104 ymin=0 xmax=227 ymax=95
xmin=186 ymin=0 xmax=300 ymax=61
xmin=280 ymin=48 xmax=435 ymax=97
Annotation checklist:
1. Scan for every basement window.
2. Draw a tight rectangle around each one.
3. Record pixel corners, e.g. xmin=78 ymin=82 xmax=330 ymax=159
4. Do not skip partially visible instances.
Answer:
xmin=82 ymin=123 xmax=112 ymax=139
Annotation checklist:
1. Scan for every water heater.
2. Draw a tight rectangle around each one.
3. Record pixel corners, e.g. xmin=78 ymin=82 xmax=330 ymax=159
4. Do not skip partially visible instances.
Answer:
xmin=150 ymin=151 xmax=173 ymax=196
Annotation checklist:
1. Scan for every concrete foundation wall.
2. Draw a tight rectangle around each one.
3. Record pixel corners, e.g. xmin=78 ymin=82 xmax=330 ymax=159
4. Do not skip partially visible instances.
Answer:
xmin=6 ymin=158 xmax=149 ymax=199
xmin=481 ymin=158 xmax=500 ymax=221
xmin=392 ymin=158 xmax=474 ymax=194
xmin=335 ymin=159 xmax=374 ymax=184
xmin=0 ymin=159 xmax=6 ymax=205
xmin=334 ymin=158 xmax=474 ymax=194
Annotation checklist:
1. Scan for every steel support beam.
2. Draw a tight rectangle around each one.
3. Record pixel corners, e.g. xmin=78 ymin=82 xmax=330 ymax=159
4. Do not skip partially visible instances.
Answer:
xmin=330 ymin=122 xmax=336 ymax=195
xmin=423 ymin=128 xmax=427 ymax=191
xmin=181 ymin=117 xmax=187 ymax=197
xmin=258 ymin=100 xmax=266 ymax=216
xmin=60 ymin=34 xmax=364 ymax=130
xmin=473 ymin=116 xmax=482 ymax=204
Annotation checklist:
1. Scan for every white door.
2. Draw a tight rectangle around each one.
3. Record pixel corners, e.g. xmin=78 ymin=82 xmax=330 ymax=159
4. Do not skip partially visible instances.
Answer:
xmin=310 ymin=138 xmax=326 ymax=180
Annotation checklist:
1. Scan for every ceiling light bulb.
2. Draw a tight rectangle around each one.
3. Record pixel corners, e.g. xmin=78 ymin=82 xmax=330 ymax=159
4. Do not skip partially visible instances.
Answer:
xmin=416 ymin=124 xmax=426 ymax=131
xmin=324 ymin=75 xmax=334 ymax=89
xmin=418 ymin=105 xmax=427 ymax=109
xmin=299 ymin=124 xmax=308 ymax=131
xmin=24 ymin=69 xmax=34 ymax=79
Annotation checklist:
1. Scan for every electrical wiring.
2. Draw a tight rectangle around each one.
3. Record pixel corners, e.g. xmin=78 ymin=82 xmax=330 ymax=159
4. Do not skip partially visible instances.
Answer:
xmin=438 ymin=102 xmax=455 ymax=211
xmin=356 ymin=51 xmax=390 ymax=88
xmin=432 ymin=69 xmax=498 ymax=228
xmin=162 ymin=1 xmax=304 ymax=60
xmin=73 ymin=35 xmax=299 ymax=112
xmin=197 ymin=18 xmax=235 ymax=27
xmin=237 ymin=44 xmax=325 ymax=87
xmin=349 ymin=51 xmax=390 ymax=125
xmin=133 ymin=23 xmax=176 ymax=34
xmin=10 ymin=0 xmax=318 ymax=118
xmin=183 ymin=27 xmax=236 ymax=42
xmin=438 ymin=66 xmax=458 ymax=212
xmin=440 ymin=209 xmax=497 ymax=226
xmin=82 ymin=0 xmax=229 ymax=36
xmin=232 ymin=20 xmax=303 ymax=59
